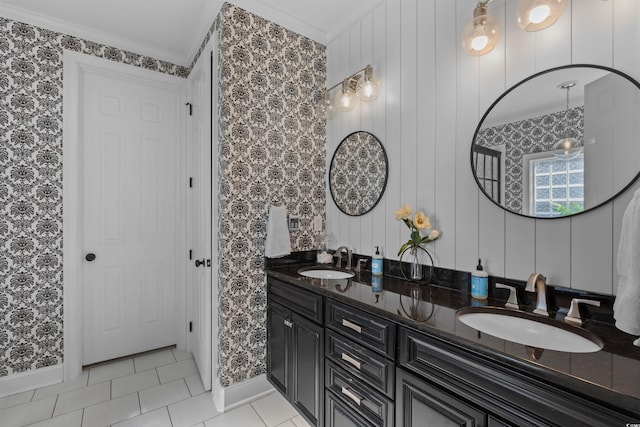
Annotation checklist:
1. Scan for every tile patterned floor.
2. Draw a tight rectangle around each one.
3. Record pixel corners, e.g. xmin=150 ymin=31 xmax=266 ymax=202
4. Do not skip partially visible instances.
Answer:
xmin=0 ymin=347 xmax=312 ymax=427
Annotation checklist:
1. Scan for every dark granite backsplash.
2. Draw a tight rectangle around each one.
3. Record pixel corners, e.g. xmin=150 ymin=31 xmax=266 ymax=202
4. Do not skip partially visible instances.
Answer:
xmin=268 ymin=251 xmax=615 ymax=326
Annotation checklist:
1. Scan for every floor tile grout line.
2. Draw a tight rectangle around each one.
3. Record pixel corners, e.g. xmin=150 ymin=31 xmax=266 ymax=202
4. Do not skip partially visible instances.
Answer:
xmin=166 ymin=403 xmax=175 ymax=427
xmin=183 ymin=377 xmax=192 ymax=397
xmin=51 ymin=391 xmax=60 ymax=418
xmin=250 ymin=403 xmax=270 ymax=427
xmin=250 ymin=401 xmax=271 ymax=427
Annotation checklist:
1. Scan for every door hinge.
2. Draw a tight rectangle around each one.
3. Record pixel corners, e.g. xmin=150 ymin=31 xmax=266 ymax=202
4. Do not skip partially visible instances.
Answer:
xmin=189 ymin=177 xmax=193 ymax=188
xmin=189 ymin=321 xmax=193 ymax=332
xmin=185 ymin=102 xmax=192 ymax=116
xmin=189 ymin=249 xmax=193 ymax=260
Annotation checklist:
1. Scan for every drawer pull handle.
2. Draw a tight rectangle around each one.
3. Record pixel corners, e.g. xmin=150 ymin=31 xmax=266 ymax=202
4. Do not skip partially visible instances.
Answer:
xmin=341 ymin=352 xmax=362 ymax=370
xmin=342 ymin=319 xmax=362 ymax=334
xmin=284 ymin=319 xmax=293 ymax=328
xmin=341 ymin=386 xmax=362 ymax=406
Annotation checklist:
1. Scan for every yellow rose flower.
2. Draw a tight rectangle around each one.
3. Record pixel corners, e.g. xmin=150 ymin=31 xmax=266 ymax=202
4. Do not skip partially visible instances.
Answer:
xmin=395 ymin=204 xmax=412 ymax=220
xmin=413 ymin=211 xmax=431 ymax=229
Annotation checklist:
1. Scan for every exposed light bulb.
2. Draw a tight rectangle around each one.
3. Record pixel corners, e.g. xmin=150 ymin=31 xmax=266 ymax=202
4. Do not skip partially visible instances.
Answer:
xmin=471 ymin=35 xmax=489 ymax=51
xmin=356 ymin=65 xmax=380 ymax=101
xmin=517 ymin=0 xmax=566 ymax=32
xmin=334 ymin=79 xmax=358 ymax=112
xmin=362 ymin=81 xmax=375 ymax=98
xmin=553 ymin=137 xmax=582 ymax=160
xmin=317 ymin=90 xmax=334 ymax=118
xmin=553 ymin=80 xmax=581 ymax=160
xmin=529 ymin=5 xmax=550 ymax=23
xmin=461 ymin=2 xmax=501 ymax=56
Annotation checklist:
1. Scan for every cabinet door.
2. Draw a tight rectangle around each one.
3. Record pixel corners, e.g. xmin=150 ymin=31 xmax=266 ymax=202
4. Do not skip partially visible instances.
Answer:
xmin=396 ymin=368 xmax=486 ymax=427
xmin=291 ymin=312 xmax=324 ymax=427
xmin=267 ymin=301 xmax=290 ymax=396
xmin=326 ymin=390 xmax=375 ymax=427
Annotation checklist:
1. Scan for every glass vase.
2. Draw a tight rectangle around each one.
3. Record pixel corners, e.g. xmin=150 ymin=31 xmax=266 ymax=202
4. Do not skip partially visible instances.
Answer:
xmin=410 ymin=247 xmax=422 ymax=280
xmin=400 ymin=245 xmax=434 ymax=283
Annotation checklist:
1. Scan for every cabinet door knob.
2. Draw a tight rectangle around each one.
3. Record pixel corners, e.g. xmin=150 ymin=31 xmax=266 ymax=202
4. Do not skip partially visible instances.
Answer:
xmin=85 ymin=253 xmax=96 ymax=262
xmin=284 ymin=319 xmax=293 ymax=328
xmin=195 ymin=259 xmax=205 ymax=267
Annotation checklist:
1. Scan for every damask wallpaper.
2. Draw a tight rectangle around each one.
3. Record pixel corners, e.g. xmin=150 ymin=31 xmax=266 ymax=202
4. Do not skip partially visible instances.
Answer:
xmin=329 ymin=131 xmax=387 ymax=216
xmin=475 ymin=107 xmax=584 ymax=213
xmin=1 ymin=4 xmax=327 ymax=387
xmin=216 ymin=4 xmax=326 ymax=386
xmin=0 ymin=18 xmax=187 ymax=377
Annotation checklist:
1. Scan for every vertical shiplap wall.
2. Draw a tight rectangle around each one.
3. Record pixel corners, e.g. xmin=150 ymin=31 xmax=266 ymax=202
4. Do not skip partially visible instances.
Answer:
xmin=326 ymin=0 xmax=640 ymax=295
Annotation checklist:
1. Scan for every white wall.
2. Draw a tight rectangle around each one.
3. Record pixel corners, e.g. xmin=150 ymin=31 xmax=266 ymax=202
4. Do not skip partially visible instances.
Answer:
xmin=326 ymin=0 xmax=640 ymax=295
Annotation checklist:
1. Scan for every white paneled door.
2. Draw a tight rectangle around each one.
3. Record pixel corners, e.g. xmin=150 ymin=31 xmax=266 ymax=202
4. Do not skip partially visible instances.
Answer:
xmin=186 ymin=48 xmax=213 ymax=391
xmin=80 ymin=67 xmax=181 ymax=365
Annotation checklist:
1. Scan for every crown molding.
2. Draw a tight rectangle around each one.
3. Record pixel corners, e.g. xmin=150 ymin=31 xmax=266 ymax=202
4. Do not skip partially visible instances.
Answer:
xmin=0 ymin=2 xmax=190 ymax=66
xmin=185 ymin=0 xmax=225 ymax=67
xmin=224 ymin=0 xmax=327 ymax=44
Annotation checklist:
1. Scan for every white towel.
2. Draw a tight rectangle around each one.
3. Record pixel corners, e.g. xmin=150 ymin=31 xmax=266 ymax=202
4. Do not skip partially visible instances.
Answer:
xmin=265 ymin=205 xmax=291 ymax=258
xmin=614 ymin=188 xmax=640 ymax=341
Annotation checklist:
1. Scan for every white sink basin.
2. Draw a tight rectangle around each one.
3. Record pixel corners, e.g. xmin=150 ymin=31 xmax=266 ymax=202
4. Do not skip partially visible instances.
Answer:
xmin=297 ymin=267 xmax=355 ymax=280
xmin=456 ymin=307 xmax=603 ymax=353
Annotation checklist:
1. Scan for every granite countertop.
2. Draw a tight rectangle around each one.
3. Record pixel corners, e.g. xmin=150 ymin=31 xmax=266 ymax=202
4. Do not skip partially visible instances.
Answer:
xmin=266 ymin=261 xmax=640 ymax=416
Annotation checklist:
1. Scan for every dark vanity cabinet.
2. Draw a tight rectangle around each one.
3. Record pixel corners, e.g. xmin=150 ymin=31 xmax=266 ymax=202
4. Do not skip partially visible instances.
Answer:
xmin=266 ymin=273 xmax=640 ymax=427
xmin=397 ymin=326 xmax=635 ymax=427
xmin=324 ymin=300 xmax=396 ymax=427
xmin=267 ymin=279 xmax=324 ymax=427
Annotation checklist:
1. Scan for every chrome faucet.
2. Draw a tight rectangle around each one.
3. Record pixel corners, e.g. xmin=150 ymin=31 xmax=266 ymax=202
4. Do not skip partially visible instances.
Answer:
xmin=334 ymin=246 xmax=352 ymax=270
xmin=526 ymin=273 xmax=548 ymax=316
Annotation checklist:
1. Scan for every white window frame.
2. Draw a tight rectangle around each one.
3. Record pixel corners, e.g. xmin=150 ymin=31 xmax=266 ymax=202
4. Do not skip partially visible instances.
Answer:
xmin=523 ymin=151 xmax=584 ymax=217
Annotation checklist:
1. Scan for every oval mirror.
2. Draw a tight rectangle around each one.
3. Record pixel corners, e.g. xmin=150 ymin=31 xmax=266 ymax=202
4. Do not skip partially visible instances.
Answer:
xmin=471 ymin=64 xmax=640 ymax=218
xmin=330 ymin=131 xmax=388 ymax=216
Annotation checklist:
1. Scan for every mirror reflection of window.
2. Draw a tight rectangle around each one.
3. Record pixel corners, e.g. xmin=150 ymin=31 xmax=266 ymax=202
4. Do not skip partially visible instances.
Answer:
xmin=471 ymin=64 xmax=640 ymax=219
xmin=523 ymin=152 xmax=584 ymax=217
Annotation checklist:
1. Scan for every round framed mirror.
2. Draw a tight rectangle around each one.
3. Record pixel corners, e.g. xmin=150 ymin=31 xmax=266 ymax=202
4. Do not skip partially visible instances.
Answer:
xmin=471 ymin=64 xmax=640 ymax=218
xmin=330 ymin=131 xmax=388 ymax=216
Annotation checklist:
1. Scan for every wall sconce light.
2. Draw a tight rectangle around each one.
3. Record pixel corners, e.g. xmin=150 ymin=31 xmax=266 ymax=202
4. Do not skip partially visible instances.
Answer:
xmin=322 ymin=64 xmax=380 ymax=116
xmin=462 ymin=0 xmax=567 ymax=57
xmin=461 ymin=1 xmax=501 ymax=57
xmin=335 ymin=78 xmax=359 ymax=112
xmin=516 ymin=0 xmax=566 ymax=32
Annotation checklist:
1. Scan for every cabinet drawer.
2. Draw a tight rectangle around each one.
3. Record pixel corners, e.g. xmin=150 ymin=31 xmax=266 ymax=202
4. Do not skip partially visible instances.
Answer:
xmin=326 ymin=330 xmax=395 ymax=398
xmin=268 ymin=278 xmax=323 ymax=324
xmin=326 ymin=389 xmax=375 ymax=427
xmin=326 ymin=299 xmax=396 ymax=358
xmin=325 ymin=360 xmax=394 ymax=427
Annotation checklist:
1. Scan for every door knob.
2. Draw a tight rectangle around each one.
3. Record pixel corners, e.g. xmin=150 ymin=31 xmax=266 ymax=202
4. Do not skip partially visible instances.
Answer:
xmin=85 ymin=253 xmax=96 ymax=262
xmin=195 ymin=258 xmax=206 ymax=267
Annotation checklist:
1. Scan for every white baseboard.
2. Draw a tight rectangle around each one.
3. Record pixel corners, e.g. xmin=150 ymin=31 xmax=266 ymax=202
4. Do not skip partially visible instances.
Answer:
xmin=0 ymin=365 xmax=63 ymax=398
xmin=212 ymin=374 xmax=275 ymax=412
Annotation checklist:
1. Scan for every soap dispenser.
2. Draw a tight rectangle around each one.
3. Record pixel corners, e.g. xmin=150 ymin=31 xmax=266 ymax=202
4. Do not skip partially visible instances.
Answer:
xmin=372 ymin=246 xmax=383 ymax=276
xmin=471 ymin=259 xmax=489 ymax=299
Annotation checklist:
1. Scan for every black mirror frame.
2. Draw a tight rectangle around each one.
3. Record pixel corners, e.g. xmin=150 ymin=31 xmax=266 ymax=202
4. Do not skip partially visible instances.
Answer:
xmin=471 ymin=63 xmax=640 ymax=219
xmin=330 ymin=131 xmax=389 ymax=217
